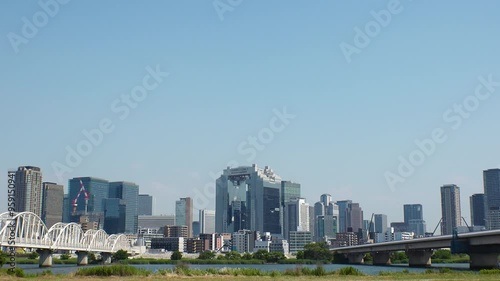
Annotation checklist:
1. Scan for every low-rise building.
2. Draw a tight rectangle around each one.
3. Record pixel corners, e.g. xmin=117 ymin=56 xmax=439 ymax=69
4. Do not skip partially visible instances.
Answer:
xmin=151 ymin=237 xmax=185 ymax=252
xmin=289 ymin=231 xmax=312 ymax=254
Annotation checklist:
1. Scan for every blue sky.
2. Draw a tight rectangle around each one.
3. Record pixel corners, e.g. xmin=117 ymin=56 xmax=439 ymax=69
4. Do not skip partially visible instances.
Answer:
xmin=1 ymin=0 xmax=500 ymax=232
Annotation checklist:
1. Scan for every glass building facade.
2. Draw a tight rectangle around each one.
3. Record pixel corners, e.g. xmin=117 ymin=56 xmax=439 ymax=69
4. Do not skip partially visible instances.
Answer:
xmin=68 ymin=177 xmax=109 ymax=223
xmin=484 ymin=169 xmax=500 ymax=229
xmin=138 ymin=194 xmax=153 ymax=216
xmin=470 ymin=193 xmax=486 ymax=227
xmin=104 ymin=198 xmax=126 ymax=234
xmin=14 ymin=166 xmax=43 ymax=217
xmin=216 ymin=165 xmax=283 ymax=234
xmin=41 ymin=182 xmax=64 ymax=228
xmin=109 ymin=182 xmax=139 ymax=234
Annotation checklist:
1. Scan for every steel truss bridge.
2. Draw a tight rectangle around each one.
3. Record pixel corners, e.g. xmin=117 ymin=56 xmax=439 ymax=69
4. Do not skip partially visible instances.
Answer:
xmin=0 ymin=212 xmax=130 ymax=267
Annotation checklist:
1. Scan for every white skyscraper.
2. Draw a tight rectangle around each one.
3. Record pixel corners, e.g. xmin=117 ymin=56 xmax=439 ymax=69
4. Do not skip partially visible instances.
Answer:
xmin=199 ymin=209 xmax=216 ymax=234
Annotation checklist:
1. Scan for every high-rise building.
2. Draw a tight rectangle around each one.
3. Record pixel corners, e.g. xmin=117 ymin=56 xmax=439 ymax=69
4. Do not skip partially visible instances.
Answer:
xmin=308 ymin=205 xmax=315 ymax=240
xmin=346 ymin=202 xmax=363 ymax=233
xmin=320 ymin=194 xmax=332 ymax=209
xmin=440 ymin=184 xmax=462 ymax=235
xmin=284 ymin=198 xmax=309 ymax=239
xmin=483 ymin=169 xmax=500 ymax=230
xmin=68 ymin=177 xmax=109 ymax=224
xmin=192 ymin=221 xmax=201 ymax=237
xmin=41 ymin=182 xmax=64 ymax=228
xmin=62 ymin=194 xmax=70 ymax=223
xmin=336 ymin=200 xmax=352 ymax=233
xmin=199 ymin=209 xmax=216 ymax=234
xmin=109 ymin=181 xmax=139 ymax=234
xmin=470 ymin=194 xmax=486 ymax=227
xmin=403 ymin=204 xmax=426 ymax=236
xmin=232 ymin=230 xmax=257 ymax=253
xmin=138 ymin=194 xmax=153 ymax=216
xmin=176 ymin=197 xmax=193 ymax=238
xmin=314 ymin=202 xmax=325 ymax=217
xmin=374 ymin=214 xmax=388 ymax=234
xmin=404 ymin=204 xmax=423 ymax=224
xmin=216 ymin=165 xmax=283 ymax=234
xmin=14 ymin=166 xmax=43 ymax=217
xmin=103 ymin=198 xmax=126 ymax=234
xmin=281 ymin=181 xmax=301 ymax=206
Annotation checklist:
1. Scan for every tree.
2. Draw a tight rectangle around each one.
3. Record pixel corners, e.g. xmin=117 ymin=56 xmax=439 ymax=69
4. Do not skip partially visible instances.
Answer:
xmin=432 ymin=249 xmax=452 ymax=260
xmin=28 ymin=251 xmax=39 ymax=260
xmin=266 ymin=252 xmax=286 ymax=263
xmin=302 ymin=243 xmax=333 ymax=261
xmin=224 ymin=251 xmax=241 ymax=260
xmin=252 ymin=250 xmax=269 ymax=261
xmin=198 ymin=251 xmax=216 ymax=260
xmin=59 ymin=254 xmax=71 ymax=260
xmin=171 ymin=251 xmax=183 ymax=261
xmin=242 ymin=253 xmax=253 ymax=260
xmin=113 ymin=250 xmax=129 ymax=261
xmin=0 ymin=251 xmax=7 ymax=268
xmin=296 ymin=251 xmax=305 ymax=260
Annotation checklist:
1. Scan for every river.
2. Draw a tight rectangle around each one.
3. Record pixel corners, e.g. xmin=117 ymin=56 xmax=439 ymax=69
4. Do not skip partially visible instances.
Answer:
xmin=17 ymin=263 xmax=471 ymax=276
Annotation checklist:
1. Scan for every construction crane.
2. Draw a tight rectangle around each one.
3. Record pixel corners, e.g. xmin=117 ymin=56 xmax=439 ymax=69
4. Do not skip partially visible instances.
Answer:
xmin=72 ymin=180 xmax=90 ymax=215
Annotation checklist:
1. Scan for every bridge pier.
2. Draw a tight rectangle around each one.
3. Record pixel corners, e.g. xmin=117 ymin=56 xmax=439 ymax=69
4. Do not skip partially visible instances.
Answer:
xmin=407 ymin=250 xmax=432 ymax=267
xmin=347 ymin=253 xmax=364 ymax=264
xmin=76 ymin=251 xmax=89 ymax=266
xmin=469 ymin=252 xmax=499 ymax=270
xmin=37 ymin=249 xmax=53 ymax=268
xmin=372 ymin=252 xmax=391 ymax=266
xmin=101 ymin=252 xmax=112 ymax=264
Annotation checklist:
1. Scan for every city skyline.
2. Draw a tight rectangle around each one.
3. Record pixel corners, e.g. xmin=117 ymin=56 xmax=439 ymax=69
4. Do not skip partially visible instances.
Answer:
xmin=2 ymin=1 xmax=500 ymax=236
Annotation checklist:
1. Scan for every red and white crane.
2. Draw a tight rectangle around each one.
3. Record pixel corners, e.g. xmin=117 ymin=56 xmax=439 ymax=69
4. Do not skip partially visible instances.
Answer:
xmin=72 ymin=180 xmax=90 ymax=215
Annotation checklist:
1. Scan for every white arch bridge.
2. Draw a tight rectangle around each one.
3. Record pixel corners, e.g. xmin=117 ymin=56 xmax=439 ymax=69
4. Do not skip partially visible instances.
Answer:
xmin=0 ymin=212 xmax=131 ymax=267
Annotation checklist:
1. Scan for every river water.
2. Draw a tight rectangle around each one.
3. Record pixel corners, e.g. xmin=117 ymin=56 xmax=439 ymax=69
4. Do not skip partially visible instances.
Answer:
xmin=18 ymin=263 xmax=471 ymax=276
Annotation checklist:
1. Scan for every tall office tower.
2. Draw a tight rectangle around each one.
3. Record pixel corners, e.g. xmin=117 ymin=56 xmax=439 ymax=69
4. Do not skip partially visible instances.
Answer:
xmin=192 ymin=221 xmax=201 ymax=237
xmin=336 ymin=200 xmax=352 ymax=233
xmin=346 ymin=202 xmax=363 ymax=233
xmin=281 ymin=181 xmax=301 ymax=236
xmin=199 ymin=209 xmax=216 ymax=234
xmin=440 ymin=184 xmax=462 ymax=235
xmin=308 ymin=205 xmax=315 ymax=240
xmin=138 ymin=194 xmax=153 ymax=216
xmin=68 ymin=177 xmax=109 ymax=225
xmin=483 ymin=169 xmax=500 ymax=230
xmin=324 ymin=214 xmax=338 ymax=240
xmin=176 ymin=197 xmax=193 ymax=237
xmin=315 ymin=215 xmax=325 ymax=242
xmin=215 ymin=165 xmax=282 ymax=234
xmin=103 ymin=198 xmax=126 ymax=234
xmin=374 ymin=214 xmax=388 ymax=234
xmin=62 ymin=194 xmax=70 ymax=223
xmin=314 ymin=202 xmax=325 ymax=217
xmin=470 ymin=194 xmax=486 ymax=227
xmin=320 ymin=194 xmax=332 ymax=210
xmin=109 ymin=182 xmax=139 ymax=234
xmin=41 ymin=182 xmax=64 ymax=228
xmin=404 ymin=204 xmax=426 ymax=236
xmin=284 ymin=198 xmax=309 ymax=239
xmin=13 ymin=166 xmax=43 ymax=217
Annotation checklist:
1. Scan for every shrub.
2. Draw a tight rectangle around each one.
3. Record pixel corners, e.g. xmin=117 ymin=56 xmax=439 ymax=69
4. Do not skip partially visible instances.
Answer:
xmin=479 ymin=269 xmax=500 ymax=275
xmin=76 ymin=265 xmax=150 ymax=277
xmin=28 ymin=251 xmax=39 ymax=260
xmin=59 ymin=254 xmax=71 ymax=260
xmin=0 ymin=251 xmax=7 ymax=268
xmin=338 ymin=266 xmax=364 ymax=276
xmin=439 ymin=267 xmax=453 ymax=274
xmin=198 ymin=251 xmax=216 ymax=260
xmin=113 ymin=250 xmax=129 ymax=261
xmin=171 ymin=251 xmax=183 ymax=261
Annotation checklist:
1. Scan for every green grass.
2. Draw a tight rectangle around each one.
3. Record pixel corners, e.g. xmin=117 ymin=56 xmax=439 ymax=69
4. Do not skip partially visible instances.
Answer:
xmin=75 ymin=265 xmax=151 ymax=277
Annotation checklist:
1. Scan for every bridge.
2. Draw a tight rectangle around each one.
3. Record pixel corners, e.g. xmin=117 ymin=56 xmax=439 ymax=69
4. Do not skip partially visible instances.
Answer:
xmin=0 ymin=212 xmax=131 ymax=267
xmin=332 ymin=230 xmax=500 ymax=269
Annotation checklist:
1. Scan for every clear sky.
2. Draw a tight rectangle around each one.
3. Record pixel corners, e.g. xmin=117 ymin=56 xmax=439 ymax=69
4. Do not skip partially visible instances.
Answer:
xmin=1 ymin=0 xmax=500 ymax=233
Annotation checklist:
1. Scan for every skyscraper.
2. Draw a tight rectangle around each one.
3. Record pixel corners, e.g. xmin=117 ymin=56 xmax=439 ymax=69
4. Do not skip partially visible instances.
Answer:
xmin=41 ymin=182 xmax=64 ymax=228
xmin=68 ymin=177 xmax=109 ymax=224
xmin=440 ymin=184 xmax=461 ymax=235
xmin=346 ymin=202 xmax=363 ymax=233
xmin=14 ymin=166 xmax=43 ymax=217
xmin=483 ymin=169 xmax=500 ymax=230
xmin=470 ymin=194 xmax=486 ymax=227
xmin=320 ymin=194 xmax=332 ymax=209
xmin=336 ymin=200 xmax=352 ymax=233
xmin=281 ymin=181 xmax=301 ymax=206
xmin=138 ymin=194 xmax=153 ymax=216
xmin=109 ymin=181 xmax=139 ymax=234
xmin=176 ymin=197 xmax=193 ymax=237
xmin=103 ymin=198 xmax=126 ymax=234
xmin=215 ymin=165 xmax=282 ymax=234
xmin=374 ymin=214 xmax=388 ymax=234
xmin=403 ymin=204 xmax=426 ymax=236
xmin=199 ymin=209 xmax=216 ymax=234
xmin=284 ymin=198 xmax=310 ymax=239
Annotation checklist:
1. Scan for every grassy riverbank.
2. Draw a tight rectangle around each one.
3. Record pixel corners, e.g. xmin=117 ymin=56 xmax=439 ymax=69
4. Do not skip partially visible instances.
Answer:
xmin=2 ymin=265 xmax=500 ymax=280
